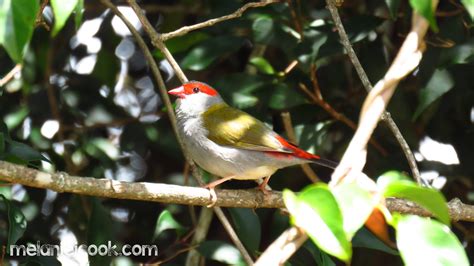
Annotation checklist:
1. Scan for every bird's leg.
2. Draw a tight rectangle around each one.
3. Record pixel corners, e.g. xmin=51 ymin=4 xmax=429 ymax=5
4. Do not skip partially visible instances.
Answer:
xmin=257 ymin=176 xmax=272 ymax=195
xmin=203 ymin=176 xmax=234 ymax=208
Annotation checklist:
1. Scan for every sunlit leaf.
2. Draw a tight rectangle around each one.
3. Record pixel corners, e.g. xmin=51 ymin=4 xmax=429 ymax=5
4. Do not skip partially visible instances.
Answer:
xmin=51 ymin=0 xmax=80 ymax=36
xmin=461 ymin=0 xmax=474 ymax=20
xmin=153 ymin=209 xmax=186 ymax=240
xmin=249 ymin=57 xmax=275 ymax=75
xmin=0 ymin=0 xmax=39 ymax=62
xmin=409 ymin=0 xmax=438 ymax=31
xmin=332 ymin=181 xmax=378 ymax=239
xmin=413 ymin=69 xmax=454 ymax=119
xmin=197 ymin=240 xmax=245 ymax=266
xmin=229 ymin=208 xmax=261 ymax=255
xmin=379 ymin=171 xmax=450 ymax=225
xmin=396 ymin=215 xmax=468 ymax=266
xmin=284 ymin=185 xmax=351 ymax=262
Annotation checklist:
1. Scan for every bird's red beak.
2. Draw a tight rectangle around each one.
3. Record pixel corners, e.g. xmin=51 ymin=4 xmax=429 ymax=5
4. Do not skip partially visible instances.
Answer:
xmin=168 ymin=86 xmax=185 ymax=99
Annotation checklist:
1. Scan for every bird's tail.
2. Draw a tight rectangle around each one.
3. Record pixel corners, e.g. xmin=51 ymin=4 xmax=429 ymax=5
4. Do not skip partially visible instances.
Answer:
xmin=310 ymin=157 xmax=338 ymax=169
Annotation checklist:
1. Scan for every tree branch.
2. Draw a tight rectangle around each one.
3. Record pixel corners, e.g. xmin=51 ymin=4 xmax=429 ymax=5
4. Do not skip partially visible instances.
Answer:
xmin=255 ymin=227 xmax=307 ymax=266
xmin=160 ymin=0 xmax=280 ymax=41
xmin=327 ymin=0 xmax=438 ymax=184
xmin=326 ymin=0 xmax=422 ymax=185
xmin=1 ymin=160 xmax=474 ymax=222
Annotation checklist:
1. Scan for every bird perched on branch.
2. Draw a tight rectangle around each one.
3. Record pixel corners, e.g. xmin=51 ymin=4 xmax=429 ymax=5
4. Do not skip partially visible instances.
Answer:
xmin=169 ymin=81 xmax=337 ymax=207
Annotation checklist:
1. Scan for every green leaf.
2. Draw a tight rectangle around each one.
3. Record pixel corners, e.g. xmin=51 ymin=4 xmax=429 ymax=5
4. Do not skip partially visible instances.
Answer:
xmin=379 ymin=172 xmax=450 ymax=225
xmin=439 ymin=38 xmax=474 ymax=66
xmin=228 ymin=208 xmax=261 ymax=255
xmin=0 ymin=132 xmax=5 ymax=154
xmin=409 ymin=0 xmax=438 ymax=32
xmin=413 ymin=69 xmax=454 ymax=119
xmin=269 ymin=83 xmax=307 ymax=110
xmin=352 ymin=227 xmax=399 ymax=255
xmin=461 ymin=0 xmax=474 ymax=20
xmin=332 ymin=181 xmax=378 ymax=239
xmin=0 ymin=195 xmax=27 ymax=251
xmin=87 ymin=199 xmax=117 ymax=266
xmin=6 ymin=140 xmax=50 ymax=163
xmin=303 ymin=242 xmax=336 ymax=266
xmin=385 ymin=0 xmax=401 ymax=19
xmin=0 ymin=0 xmax=39 ymax=62
xmin=396 ymin=215 xmax=469 ymax=266
xmin=155 ymin=32 xmax=209 ymax=59
xmin=153 ymin=210 xmax=186 ymax=240
xmin=74 ymin=0 xmax=84 ymax=30
xmin=197 ymin=240 xmax=245 ymax=266
xmin=284 ymin=185 xmax=352 ymax=262
xmin=249 ymin=57 xmax=275 ymax=75
xmin=4 ymin=105 xmax=28 ymax=129
xmin=51 ymin=0 xmax=80 ymax=36
xmin=252 ymin=17 xmax=274 ymax=43
xmin=181 ymin=35 xmax=244 ymax=71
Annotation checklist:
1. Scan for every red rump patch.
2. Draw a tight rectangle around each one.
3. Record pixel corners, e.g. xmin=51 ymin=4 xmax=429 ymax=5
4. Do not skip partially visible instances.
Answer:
xmin=183 ymin=81 xmax=218 ymax=96
xmin=266 ymin=135 xmax=321 ymax=161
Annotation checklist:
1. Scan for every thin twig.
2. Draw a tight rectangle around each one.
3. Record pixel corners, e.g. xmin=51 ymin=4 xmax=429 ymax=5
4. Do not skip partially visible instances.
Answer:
xmin=214 ymin=207 xmax=255 ymax=265
xmin=298 ymin=82 xmax=387 ymax=156
xmin=121 ymin=1 xmax=255 ymax=263
xmin=160 ymin=1 xmax=280 ymax=41
xmin=0 ymin=64 xmax=22 ymax=87
xmin=326 ymin=0 xmax=422 ymax=184
xmin=185 ymin=208 xmax=214 ymax=266
xmin=327 ymin=0 xmax=438 ymax=184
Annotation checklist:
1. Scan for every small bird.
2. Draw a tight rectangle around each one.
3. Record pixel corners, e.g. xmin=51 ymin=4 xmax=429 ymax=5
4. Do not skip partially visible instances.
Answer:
xmin=169 ymin=81 xmax=337 ymax=206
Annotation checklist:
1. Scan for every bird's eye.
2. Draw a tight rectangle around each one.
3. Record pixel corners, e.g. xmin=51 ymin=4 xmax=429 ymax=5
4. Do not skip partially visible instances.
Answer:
xmin=192 ymin=87 xmax=200 ymax=93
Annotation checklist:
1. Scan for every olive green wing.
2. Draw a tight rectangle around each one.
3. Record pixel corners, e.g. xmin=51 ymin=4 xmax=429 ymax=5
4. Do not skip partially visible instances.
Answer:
xmin=203 ymin=104 xmax=291 ymax=153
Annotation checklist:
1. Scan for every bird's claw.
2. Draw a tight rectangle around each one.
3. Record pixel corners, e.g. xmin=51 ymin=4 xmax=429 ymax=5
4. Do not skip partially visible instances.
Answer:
xmin=206 ymin=187 xmax=217 ymax=208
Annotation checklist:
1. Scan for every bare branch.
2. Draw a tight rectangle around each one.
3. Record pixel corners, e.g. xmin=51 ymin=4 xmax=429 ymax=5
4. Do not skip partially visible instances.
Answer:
xmin=185 ymin=208 xmax=214 ymax=266
xmin=160 ymin=1 xmax=280 ymax=41
xmin=327 ymin=0 xmax=438 ymax=184
xmin=326 ymin=0 xmax=422 ymax=184
xmin=255 ymin=227 xmax=307 ymax=266
xmin=0 ymin=64 xmax=22 ymax=88
xmin=2 ymin=161 xmax=474 ymax=221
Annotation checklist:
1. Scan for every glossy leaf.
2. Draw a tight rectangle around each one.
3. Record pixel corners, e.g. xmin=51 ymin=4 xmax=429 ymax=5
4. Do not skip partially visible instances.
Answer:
xmin=0 ymin=0 xmax=39 ymax=62
xmin=396 ymin=215 xmax=468 ymax=266
xmin=87 ymin=199 xmax=116 ymax=265
xmin=413 ymin=69 xmax=454 ymax=119
xmin=228 ymin=208 xmax=261 ymax=255
xmin=284 ymin=185 xmax=351 ymax=262
xmin=51 ymin=0 xmax=80 ymax=36
xmin=409 ymin=0 xmax=438 ymax=31
xmin=269 ymin=83 xmax=307 ymax=110
xmin=0 ymin=195 xmax=27 ymax=251
xmin=74 ymin=0 xmax=84 ymax=30
xmin=332 ymin=181 xmax=378 ymax=239
xmin=249 ymin=57 xmax=275 ymax=75
xmin=379 ymin=172 xmax=450 ymax=225
xmin=6 ymin=140 xmax=50 ymax=163
xmin=181 ymin=36 xmax=244 ymax=71
xmin=153 ymin=209 xmax=186 ymax=239
xmin=252 ymin=17 xmax=274 ymax=43
xmin=197 ymin=240 xmax=245 ymax=266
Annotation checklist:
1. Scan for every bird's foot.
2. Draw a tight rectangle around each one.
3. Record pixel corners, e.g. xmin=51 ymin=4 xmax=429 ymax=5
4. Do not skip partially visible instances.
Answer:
xmin=257 ymin=182 xmax=272 ymax=195
xmin=206 ymin=187 xmax=217 ymax=208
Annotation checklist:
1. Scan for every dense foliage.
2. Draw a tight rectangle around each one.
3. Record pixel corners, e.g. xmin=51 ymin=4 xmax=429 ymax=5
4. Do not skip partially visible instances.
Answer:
xmin=0 ymin=0 xmax=473 ymax=265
